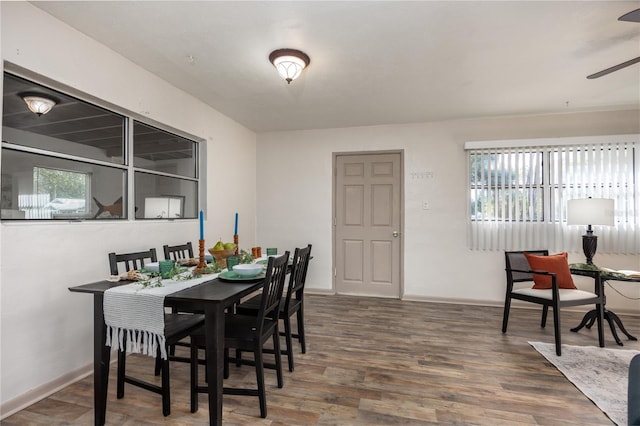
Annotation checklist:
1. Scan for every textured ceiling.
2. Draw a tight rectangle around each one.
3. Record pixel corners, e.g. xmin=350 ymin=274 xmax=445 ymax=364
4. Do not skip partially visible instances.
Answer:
xmin=31 ymin=1 xmax=640 ymax=133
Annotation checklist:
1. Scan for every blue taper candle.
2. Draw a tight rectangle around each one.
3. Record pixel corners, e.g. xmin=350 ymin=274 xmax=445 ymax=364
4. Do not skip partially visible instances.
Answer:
xmin=234 ymin=212 xmax=238 ymax=235
xmin=199 ymin=210 xmax=204 ymax=240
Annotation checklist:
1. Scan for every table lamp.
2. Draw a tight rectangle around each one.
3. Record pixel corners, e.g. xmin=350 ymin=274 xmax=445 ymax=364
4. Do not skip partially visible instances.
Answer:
xmin=567 ymin=198 xmax=615 ymax=264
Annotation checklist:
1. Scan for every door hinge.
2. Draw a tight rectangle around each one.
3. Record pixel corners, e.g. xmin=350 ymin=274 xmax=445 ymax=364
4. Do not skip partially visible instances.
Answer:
xmin=334 ymin=267 xmax=337 ymax=277
xmin=333 ymin=217 xmax=336 ymax=226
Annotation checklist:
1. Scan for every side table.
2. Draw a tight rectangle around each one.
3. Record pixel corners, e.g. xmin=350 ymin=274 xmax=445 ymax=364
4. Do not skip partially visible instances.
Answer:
xmin=570 ymin=264 xmax=639 ymax=346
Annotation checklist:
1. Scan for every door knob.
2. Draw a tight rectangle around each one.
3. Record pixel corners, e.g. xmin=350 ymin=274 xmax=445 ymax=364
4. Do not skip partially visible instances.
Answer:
xmin=392 ymin=231 xmax=399 ymax=237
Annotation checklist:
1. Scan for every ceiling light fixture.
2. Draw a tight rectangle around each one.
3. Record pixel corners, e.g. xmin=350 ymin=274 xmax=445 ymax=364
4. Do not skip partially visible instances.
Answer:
xmin=20 ymin=93 xmax=57 ymax=116
xmin=269 ymin=48 xmax=310 ymax=84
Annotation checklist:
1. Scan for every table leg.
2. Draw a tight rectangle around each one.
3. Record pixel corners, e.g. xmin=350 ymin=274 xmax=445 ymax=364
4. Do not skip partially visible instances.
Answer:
xmin=570 ymin=310 xmax=596 ymax=333
xmin=205 ymin=305 xmax=225 ymax=425
xmin=572 ymin=308 xmax=636 ymax=346
xmin=93 ymin=295 xmax=110 ymax=426
xmin=608 ymin=310 xmax=638 ymax=341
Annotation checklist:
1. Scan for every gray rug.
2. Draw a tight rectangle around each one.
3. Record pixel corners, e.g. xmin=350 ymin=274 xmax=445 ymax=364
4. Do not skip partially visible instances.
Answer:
xmin=530 ymin=341 xmax=639 ymax=426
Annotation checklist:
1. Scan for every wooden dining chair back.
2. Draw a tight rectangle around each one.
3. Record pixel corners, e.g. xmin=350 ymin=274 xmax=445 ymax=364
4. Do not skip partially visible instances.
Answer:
xmin=163 ymin=242 xmax=194 ymax=261
xmin=106 ymin=249 xmax=203 ymax=416
xmin=190 ymin=251 xmax=290 ymax=418
xmin=503 ymin=250 xmax=604 ymax=356
xmin=161 ymin=242 xmax=196 ymax=360
xmin=236 ymin=244 xmax=312 ymax=371
xmin=108 ymin=248 xmax=157 ymax=275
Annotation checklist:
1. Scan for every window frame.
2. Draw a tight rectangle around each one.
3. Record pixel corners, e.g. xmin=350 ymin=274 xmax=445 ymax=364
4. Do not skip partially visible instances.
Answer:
xmin=1 ymin=69 xmax=206 ymax=222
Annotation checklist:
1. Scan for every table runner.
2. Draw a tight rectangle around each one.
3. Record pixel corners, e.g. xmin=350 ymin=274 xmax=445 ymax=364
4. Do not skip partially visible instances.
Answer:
xmin=104 ymin=271 xmax=218 ymax=360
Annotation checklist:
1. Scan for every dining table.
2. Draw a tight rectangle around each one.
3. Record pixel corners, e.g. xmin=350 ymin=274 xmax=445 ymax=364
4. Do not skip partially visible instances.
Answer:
xmin=69 ymin=273 xmax=265 ymax=426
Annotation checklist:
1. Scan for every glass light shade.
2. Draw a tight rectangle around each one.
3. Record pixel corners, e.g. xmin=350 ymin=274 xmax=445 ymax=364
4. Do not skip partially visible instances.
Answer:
xmin=567 ymin=198 xmax=615 ymax=226
xmin=273 ymin=55 xmax=306 ymax=83
xmin=22 ymin=95 xmax=57 ymax=116
xmin=269 ymin=49 xmax=310 ymax=84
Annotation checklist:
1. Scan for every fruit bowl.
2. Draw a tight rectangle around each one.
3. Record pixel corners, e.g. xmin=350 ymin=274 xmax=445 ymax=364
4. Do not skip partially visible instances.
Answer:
xmin=232 ymin=263 xmax=263 ymax=277
xmin=208 ymin=248 xmax=236 ymax=267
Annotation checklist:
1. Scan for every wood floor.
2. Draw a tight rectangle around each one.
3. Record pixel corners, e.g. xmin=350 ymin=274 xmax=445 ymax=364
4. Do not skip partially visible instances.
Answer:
xmin=3 ymin=294 xmax=639 ymax=425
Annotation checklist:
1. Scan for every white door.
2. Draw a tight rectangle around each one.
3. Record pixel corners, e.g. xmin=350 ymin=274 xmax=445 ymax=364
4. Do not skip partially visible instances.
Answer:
xmin=334 ymin=152 xmax=402 ymax=298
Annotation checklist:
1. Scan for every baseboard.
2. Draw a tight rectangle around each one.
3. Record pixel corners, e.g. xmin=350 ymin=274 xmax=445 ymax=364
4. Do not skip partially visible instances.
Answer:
xmin=305 ymin=288 xmax=335 ymax=295
xmin=402 ymin=294 xmax=503 ymax=307
xmin=401 ymin=294 xmax=640 ymax=316
xmin=0 ymin=363 xmax=93 ymax=420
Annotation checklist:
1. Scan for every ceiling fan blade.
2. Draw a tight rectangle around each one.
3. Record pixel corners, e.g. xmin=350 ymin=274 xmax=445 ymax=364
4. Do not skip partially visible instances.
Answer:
xmin=619 ymin=8 xmax=640 ymax=23
xmin=587 ymin=56 xmax=640 ymax=79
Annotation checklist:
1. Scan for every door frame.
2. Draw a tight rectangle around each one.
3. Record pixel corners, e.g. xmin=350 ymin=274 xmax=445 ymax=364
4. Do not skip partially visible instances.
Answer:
xmin=331 ymin=149 xmax=404 ymax=297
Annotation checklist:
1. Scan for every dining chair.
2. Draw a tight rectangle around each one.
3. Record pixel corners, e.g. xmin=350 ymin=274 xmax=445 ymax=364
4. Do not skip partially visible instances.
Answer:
xmin=108 ymin=249 xmax=204 ymax=416
xmin=235 ymin=244 xmax=312 ymax=372
xmin=189 ymin=251 xmax=290 ymax=418
xmin=161 ymin=241 xmax=196 ymax=360
xmin=163 ymin=242 xmax=194 ymax=261
xmin=503 ymin=250 xmax=604 ymax=356
xmin=108 ymin=248 xmax=158 ymax=274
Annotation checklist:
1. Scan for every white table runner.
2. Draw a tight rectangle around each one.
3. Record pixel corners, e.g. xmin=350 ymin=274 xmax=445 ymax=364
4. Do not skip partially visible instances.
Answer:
xmin=104 ymin=271 xmax=218 ymax=360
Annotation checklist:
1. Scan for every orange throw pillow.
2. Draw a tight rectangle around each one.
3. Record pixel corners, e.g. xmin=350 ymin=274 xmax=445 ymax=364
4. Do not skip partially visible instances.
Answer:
xmin=523 ymin=252 xmax=577 ymax=290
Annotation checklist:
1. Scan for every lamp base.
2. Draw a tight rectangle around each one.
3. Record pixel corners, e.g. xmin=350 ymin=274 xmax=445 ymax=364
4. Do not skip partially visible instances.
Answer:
xmin=582 ymin=233 xmax=598 ymax=265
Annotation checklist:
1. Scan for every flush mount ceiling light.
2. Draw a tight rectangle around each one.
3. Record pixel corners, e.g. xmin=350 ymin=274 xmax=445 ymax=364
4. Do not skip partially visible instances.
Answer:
xmin=20 ymin=93 xmax=57 ymax=116
xmin=269 ymin=48 xmax=310 ymax=84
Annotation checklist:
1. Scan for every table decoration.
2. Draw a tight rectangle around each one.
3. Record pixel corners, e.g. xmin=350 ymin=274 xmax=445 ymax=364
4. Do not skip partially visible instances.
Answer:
xmin=218 ymin=269 xmax=266 ymax=282
xmin=238 ymin=249 xmax=254 ymax=264
xmin=234 ymin=212 xmax=239 ymax=255
xmin=196 ymin=239 xmax=207 ymax=270
xmin=196 ymin=209 xmax=207 ymax=270
xmin=104 ymin=268 xmax=222 ymax=360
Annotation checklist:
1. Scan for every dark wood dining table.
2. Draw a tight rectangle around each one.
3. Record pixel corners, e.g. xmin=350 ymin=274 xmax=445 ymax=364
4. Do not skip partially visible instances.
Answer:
xmin=69 ymin=275 xmax=265 ymax=425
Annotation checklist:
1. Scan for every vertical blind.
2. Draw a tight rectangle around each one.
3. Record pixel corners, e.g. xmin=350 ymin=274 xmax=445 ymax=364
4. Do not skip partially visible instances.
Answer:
xmin=466 ymin=137 xmax=638 ymax=254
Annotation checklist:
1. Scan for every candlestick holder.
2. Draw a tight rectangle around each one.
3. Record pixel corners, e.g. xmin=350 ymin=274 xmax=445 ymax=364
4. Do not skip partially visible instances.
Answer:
xmin=196 ymin=239 xmax=207 ymax=270
xmin=233 ymin=234 xmax=239 ymax=255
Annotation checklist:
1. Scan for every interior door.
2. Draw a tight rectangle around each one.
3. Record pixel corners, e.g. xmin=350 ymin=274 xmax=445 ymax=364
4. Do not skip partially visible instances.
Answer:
xmin=334 ymin=152 xmax=402 ymax=298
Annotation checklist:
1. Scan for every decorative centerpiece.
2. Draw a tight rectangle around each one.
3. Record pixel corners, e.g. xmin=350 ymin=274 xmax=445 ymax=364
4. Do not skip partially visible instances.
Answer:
xmin=208 ymin=239 xmax=236 ymax=267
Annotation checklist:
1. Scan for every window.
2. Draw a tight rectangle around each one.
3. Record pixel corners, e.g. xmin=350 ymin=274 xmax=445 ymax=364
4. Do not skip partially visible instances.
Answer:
xmin=466 ymin=136 xmax=638 ymax=254
xmin=133 ymin=122 xmax=198 ymax=219
xmin=1 ymin=72 xmax=203 ymax=221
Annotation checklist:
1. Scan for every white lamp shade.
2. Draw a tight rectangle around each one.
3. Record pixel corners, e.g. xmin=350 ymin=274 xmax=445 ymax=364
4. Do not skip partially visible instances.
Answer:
xmin=567 ymin=198 xmax=615 ymax=226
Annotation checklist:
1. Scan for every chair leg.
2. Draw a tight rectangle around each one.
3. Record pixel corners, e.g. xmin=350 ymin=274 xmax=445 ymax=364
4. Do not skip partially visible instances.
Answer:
xmin=273 ymin=326 xmax=284 ymax=389
xmin=117 ymin=350 xmax=126 ymax=399
xmin=541 ymin=306 xmax=549 ymax=328
xmin=235 ymin=348 xmax=242 ymax=367
xmin=297 ymin=304 xmax=306 ymax=353
xmin=224 ymin=348 xmax=230 ymax=379
xmin=190 ymin=341 xmax=199 ymax=413
xmin=161 ymin=357 xmax=171 ymax=416
xmin=154 ymin=354 xmax=162 ymax=376
xmin=254 ymin=346 xmax=267 ymax=418
xmin=501 ymin=296 xmax=511 ymax=333
xmin=552 ymin=306 xmax=561 ymax=356
xmin=283 ymin=316 xmax=294 ymax=372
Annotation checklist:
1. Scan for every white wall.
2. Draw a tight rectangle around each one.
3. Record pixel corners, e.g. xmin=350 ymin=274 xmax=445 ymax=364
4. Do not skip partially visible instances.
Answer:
xmin=256 ymin=110 xmax=640 ymax=312
xmin=0 ymin=2 xmax=256 ymax=412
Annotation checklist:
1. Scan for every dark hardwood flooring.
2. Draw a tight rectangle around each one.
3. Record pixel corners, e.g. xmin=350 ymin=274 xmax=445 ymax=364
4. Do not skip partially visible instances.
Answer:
xmin=3 ymin=294 xmax=639 ymax=425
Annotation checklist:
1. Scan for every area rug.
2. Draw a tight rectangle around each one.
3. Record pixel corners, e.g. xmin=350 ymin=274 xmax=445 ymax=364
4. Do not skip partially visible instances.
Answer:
xmin=530 ymin=341 xmax=639 ymax=426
